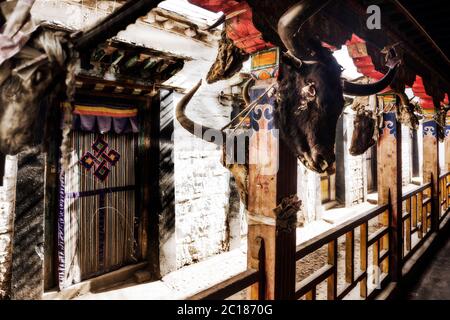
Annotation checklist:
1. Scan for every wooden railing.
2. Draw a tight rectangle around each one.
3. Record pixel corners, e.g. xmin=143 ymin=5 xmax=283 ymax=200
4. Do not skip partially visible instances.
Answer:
xmin=189 ymin=238 xmax=265 ymax=300
xmin=188 ymin=173 xmax=450 ymax=301
xmin=401 ymin=182 xmax=433 ymax=263
xmin=295 ymin=202 xmax=391 ymax=300
xmin=439 ymin=172 xmax=450 ymax=224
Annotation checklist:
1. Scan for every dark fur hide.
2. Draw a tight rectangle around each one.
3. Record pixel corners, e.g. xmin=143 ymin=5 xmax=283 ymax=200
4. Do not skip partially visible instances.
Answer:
xmin=276 ymin=49 xmax=344 ymax=172
xmin=349 ymin=111 xmax=376 ymax=156
xmin=0 ymin=29 xmax=70 ymax=155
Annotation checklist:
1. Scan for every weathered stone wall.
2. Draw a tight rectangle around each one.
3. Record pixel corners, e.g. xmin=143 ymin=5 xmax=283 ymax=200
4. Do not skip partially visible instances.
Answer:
xmin=11 ymin=149 xmax=46 ymax=300
xmin=173 ymin=76 xmax=233 ymax=267
xmin=0 ymin=156 xmax=18 ymax=299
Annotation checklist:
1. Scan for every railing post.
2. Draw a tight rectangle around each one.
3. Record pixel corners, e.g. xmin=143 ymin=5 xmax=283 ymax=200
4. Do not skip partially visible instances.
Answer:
xmin=388 ymin=188 xmax=402 ymax=282
xmin=422 ymin=109 xmax=439 ymax=232
xmin=377 ymin=106 xmax=402 ymax=282
xmin=431 ymin=173 xmax=439 ymax=231
xmin=247 ymin=49 xmax=298 ymax=300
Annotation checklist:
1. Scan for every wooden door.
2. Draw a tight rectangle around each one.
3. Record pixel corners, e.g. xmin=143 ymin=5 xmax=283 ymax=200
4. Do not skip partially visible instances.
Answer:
xmin=59 ymin=131 xmax=138 ymax=287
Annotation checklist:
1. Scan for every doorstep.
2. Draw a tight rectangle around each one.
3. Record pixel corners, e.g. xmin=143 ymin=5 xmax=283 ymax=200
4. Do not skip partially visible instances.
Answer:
xmin=74 ymin=248 xmax=247 ymax=300
xmin=42 ymin=262 xmax=148 ymax=300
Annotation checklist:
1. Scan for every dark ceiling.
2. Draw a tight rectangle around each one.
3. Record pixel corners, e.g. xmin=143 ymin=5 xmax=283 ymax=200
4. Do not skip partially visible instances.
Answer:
xmin=398 ymin=0 xmax=450 ymax=61
xmin=336 ymin=0 xmax=450 ymax=95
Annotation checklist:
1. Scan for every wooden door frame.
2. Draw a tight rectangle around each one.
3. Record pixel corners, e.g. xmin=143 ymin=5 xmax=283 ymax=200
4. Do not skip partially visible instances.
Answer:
xmin=44 ymin=90 xmax=161 ymax=290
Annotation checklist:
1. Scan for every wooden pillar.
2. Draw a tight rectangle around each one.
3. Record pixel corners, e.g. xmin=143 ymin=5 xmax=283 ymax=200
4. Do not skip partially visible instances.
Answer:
xmin=377 ymin=110 xmax=402 ymax=282
xmin=422 ymin=109 xmax=439 ymax=231
xmin=138 ymin=93 xmax=162 ymax=279
xmin=247 ymin=48 xmax=298 ymax=300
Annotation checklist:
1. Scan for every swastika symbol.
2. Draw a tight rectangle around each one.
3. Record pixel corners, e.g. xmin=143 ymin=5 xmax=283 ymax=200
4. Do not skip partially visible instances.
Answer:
xmin=79 ymin=136 xmax=121 ymax=181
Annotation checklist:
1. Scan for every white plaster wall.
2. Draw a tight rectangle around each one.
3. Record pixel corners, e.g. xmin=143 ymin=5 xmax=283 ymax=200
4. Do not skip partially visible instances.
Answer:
xmin=0 ymin=156 xmax=18 ymax=298
xmin=297 ymin=164 xmax=321 ymax=224
xmin=31 ymin=0 xmax=221 ymax=33
xmin=31 ymin=0 xmax=238 ymax=272
xmin=31 ymin=0 xmax=220 ymax=62
xmin=402 ymin=126 xmax=412 ymax=186
xmin=343 ymin=111 xmax=365 ymax=206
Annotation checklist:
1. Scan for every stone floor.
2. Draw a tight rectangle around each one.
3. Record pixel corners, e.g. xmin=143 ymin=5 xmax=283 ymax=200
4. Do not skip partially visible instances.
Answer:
xmin=406 ymin=235 xmax=450 ymax=300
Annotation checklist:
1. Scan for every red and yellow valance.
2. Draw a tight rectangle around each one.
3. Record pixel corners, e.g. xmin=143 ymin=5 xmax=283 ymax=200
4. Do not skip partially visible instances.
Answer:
xmin=72 ymin=104 xmax=139 ymax=134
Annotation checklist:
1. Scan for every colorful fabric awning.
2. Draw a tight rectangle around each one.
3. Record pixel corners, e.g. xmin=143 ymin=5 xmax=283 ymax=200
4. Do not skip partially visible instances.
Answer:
xmin=72 ymin=104 xmax=139 ymax=134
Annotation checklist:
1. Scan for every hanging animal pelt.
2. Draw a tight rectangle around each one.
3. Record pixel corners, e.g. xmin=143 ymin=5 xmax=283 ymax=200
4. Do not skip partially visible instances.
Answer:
xmin=206 ymin=29 xmax=249 ymax=84
xmin=434 ymin=105 xmax=450 ymax=142
xmin=396 ymin=91 xmax=421 ymax=131
xmin=348 ymin=76 xmax=422 ymax=156
xmin=0 ymin=0 xmax=164 ymax=164
xmin=0 ymin=2 xmax=77 ymax=162
xmin=0 ymin=0 xmax=72 ymax=157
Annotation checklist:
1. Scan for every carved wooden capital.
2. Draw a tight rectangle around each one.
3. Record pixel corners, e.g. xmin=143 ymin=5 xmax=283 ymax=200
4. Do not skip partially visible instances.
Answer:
xmin=274 ymin=194 xmax=301 ymax=233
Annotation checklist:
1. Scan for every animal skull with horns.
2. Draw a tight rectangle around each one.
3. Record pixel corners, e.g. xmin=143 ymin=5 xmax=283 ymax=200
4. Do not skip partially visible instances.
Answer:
xmin=349 ymin=89 xmax=422 ymax=157
xmin=0 ymin=0 xmax=165 ymax=155
xmin=177 ymin=0 xmax=400 ymax=207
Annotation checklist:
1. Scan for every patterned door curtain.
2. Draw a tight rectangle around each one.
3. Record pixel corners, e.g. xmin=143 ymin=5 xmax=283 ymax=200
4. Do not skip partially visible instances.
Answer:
xmin=58 ymin=103 xmax=140 ymax=289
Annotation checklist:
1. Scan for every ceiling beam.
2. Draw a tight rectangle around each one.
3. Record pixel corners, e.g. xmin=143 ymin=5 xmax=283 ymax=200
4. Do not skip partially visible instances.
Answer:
xmin=388 ymin=0 xmax=450 ymax=66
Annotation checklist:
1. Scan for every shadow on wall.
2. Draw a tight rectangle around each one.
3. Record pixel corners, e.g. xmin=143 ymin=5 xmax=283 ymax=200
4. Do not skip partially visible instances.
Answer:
xmin=11 ymin=148 xmax=45 ymax=300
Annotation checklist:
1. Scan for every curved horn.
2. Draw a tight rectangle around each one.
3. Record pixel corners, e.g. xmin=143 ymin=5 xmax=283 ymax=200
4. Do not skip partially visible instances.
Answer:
xmin=75 ymin=0 xmax=163 ymax=51
xmin=176 ymin=80 xmax=225 ymax=146
xmin=278 ymin=0 xmax=331 ymax=56
xmin=205 ymin=13 xmax=225 ymax=31
xmin=242 ymin=78 xmax=254 ymax=106
xmin=205 ymin=9 xmax=247 ymax=31
xmin=343 ymin=62 xmax=400 ymax=96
